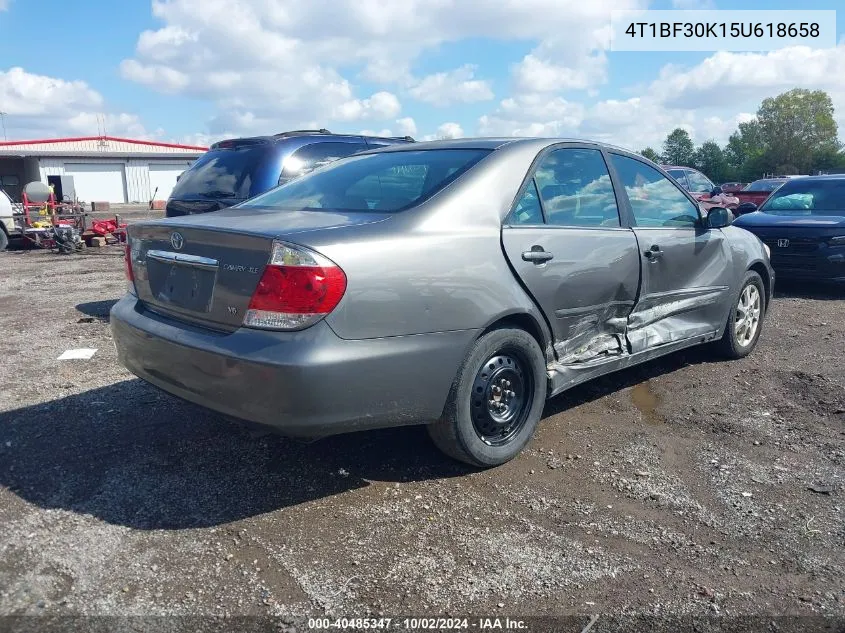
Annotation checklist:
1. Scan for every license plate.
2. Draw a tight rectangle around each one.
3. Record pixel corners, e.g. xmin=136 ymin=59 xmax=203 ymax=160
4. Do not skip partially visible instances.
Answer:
xmin=151 ymin=263 xmax=216 ymax=313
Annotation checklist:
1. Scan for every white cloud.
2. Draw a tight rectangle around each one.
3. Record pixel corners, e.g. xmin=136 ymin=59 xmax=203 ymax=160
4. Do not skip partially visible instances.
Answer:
xmin=396 ymin=117 xmax=418 ymax=137
xmin=408 ymin=65 xmax=494 ymax=106
xmin=331 ymin=91 xmax=401 ymax=122
xmin=435 ymin=122 xmax=464 ymax=139
xmin=476 ymin=43 xmax=845 ymax=151
xmin=0 ymin=67 xmax=152 ymax=139
xmin=121 ymin=0 xmax=645 ymax=135
xmin=421 ymin=122 xmax=465 ymax=141
xmin=512 ymin=54 xmax=607 ymax=93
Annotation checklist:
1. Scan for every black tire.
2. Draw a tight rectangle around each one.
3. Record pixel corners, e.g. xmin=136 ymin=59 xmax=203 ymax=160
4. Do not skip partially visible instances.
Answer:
xmin=716 ymin=270 xmax=765 ymax=359
xmin=427 ymin=327 xmax=546 ymax=467
xmin=0 ymin=229 xmax=8 ymax=252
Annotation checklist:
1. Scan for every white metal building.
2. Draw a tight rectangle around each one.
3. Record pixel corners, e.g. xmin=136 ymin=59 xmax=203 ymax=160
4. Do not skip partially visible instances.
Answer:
xmin=0 ymin=136 xmax=207 ymax=204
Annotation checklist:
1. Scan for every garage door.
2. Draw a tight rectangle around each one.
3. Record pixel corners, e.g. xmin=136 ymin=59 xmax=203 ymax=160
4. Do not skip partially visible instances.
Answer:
xmin=148 ymin=164 xmax=189 ymax=201
xmin=64 ymin=163 xmax=127 ymax=203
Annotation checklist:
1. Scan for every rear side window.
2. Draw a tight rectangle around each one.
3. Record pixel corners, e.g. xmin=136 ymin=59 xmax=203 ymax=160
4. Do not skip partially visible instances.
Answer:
xmin=280 ymin=142 xmax=368 ymax=184
xmin=509 ymin=180 xmax=544 ymax=225
xmin=240 ymin=149 xmax=491 ymax=213
xmin=612 ymin=154 xmax=700 ymax=228
xmin=533 ymin=148 xmax=620 ymax=227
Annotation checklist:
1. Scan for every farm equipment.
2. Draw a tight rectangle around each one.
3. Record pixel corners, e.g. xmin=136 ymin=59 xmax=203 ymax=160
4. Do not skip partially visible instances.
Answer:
xmin=12 ymin=181 xmax=127 ymax=252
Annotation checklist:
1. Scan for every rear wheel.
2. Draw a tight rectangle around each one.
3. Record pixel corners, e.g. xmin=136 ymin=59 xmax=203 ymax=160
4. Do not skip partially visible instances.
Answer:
xmin=427 ymin=327 xmax=546 ymax=467
xmin=716 ymin=270 xmax=765 ymax=359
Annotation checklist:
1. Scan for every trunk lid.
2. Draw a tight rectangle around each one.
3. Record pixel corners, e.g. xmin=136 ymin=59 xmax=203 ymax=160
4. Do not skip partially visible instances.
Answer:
xmin=129 ymin=208 xmax=391 ymax=330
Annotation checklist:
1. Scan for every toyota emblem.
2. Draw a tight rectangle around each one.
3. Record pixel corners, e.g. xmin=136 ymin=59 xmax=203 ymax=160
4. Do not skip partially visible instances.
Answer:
xmin=777 ymin=238 xmax=789 ymax=248
xmin=171 ymin=232 xmax=184 ymax=250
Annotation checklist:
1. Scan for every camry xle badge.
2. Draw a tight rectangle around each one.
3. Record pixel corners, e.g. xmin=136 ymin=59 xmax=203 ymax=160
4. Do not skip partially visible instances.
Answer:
xmin=777 ymin=239 xmax=790 ymax=248
xmin=171 ymin=232 xmax=184 ymax=250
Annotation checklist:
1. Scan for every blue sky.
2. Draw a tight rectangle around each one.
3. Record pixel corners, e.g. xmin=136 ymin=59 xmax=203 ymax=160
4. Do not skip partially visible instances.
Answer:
xmin=0 ymin=0 xmax=843 ymax=149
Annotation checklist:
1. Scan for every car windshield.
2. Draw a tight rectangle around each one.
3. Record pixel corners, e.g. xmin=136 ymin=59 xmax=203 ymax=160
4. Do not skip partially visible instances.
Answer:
xmin=743 ymin=179 xmax=784 ymax=192
xmin=759 ymin=179 xmax=845 ymax=216
xmin=239 ymin=149 xmax=491 ymax=213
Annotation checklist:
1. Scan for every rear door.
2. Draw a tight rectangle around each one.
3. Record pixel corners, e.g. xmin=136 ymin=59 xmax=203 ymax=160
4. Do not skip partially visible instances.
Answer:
xmin=501 ymin=145 xmax=641 ymax=363
xmin=608 ymin=153 xmax=733 ymax=353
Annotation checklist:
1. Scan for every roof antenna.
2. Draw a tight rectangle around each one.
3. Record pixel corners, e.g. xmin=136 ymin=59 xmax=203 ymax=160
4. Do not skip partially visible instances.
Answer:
xmin=96 ymin=114 xmax=102 ymax=137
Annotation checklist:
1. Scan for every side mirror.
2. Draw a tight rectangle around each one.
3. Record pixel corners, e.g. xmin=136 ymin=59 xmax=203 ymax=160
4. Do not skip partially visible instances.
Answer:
xmin=706 ymin=206 xmax=734 ymax=229
xmin=735 ymin=202 xmax=757 ymax=215
xmin=711 ymin=186 xmax=723 ymax=197
xmin=176 ymin=172 xmax=184 ymax=182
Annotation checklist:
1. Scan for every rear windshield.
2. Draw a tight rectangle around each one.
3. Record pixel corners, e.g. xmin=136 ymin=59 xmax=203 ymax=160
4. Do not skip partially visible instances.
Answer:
xmin=239 ymin=149 xmax=491 ymax=213
xmin=170 ymin=144 xmax=276 ymax=200
xmin=759 ymin=179 xmax=845 ymax=216
xmin=743 ymin=179 xmax=784 ymax=192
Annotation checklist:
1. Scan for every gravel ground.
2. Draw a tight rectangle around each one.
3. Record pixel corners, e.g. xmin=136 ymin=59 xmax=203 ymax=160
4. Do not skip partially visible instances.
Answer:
xmin=0 ymin=220 xmax=843 ymax=629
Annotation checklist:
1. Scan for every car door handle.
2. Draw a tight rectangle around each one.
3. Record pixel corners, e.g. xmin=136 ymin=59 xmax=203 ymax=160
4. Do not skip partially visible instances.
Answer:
xmin=522 ymin=249 xmax=554 ymax=263
xmin=644 ymin=245 xmax=663 ymax=260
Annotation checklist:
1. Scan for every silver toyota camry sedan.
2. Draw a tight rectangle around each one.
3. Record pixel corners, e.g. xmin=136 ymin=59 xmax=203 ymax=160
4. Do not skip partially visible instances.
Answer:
xmin=111 ymin=138 xmax=774 ymax=466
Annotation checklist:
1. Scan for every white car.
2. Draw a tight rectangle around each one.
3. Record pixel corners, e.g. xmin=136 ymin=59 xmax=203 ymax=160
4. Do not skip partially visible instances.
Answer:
xmin=0 ymin=189 xmax=15 ymax=250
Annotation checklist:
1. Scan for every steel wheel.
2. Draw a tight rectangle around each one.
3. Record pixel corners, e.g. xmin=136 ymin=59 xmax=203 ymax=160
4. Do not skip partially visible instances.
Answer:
xmin=734 ymin=283 xmax=761 ymax=347
xmin=470 ymin=351 xmax=533 ymax=446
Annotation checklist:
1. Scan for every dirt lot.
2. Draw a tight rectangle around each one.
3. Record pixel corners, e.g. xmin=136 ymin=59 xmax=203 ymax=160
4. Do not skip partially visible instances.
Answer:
xmin=0 ymin=215 xmax=843 ymax=629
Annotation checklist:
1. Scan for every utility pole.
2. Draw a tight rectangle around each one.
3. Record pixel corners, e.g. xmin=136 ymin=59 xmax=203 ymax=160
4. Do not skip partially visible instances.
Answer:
xmin=0 ymin=112 xmax=7 ymax=141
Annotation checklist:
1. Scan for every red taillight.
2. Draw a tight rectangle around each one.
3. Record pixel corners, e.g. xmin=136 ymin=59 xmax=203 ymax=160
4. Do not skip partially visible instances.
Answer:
xmin=244 ymin=241 xmax=347 ymax=330
xmin=124 ymin=241 xmax=136 ymax=295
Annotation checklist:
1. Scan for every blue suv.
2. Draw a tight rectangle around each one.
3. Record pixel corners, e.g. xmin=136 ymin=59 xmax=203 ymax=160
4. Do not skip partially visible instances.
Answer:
xmin=166 ymin=129 xmax=414 ymax=217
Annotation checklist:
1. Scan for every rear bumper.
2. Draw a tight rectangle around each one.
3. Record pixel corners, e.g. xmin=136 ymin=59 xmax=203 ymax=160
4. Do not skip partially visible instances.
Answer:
xmin=110 ymin=296 xmax=477 ymax=437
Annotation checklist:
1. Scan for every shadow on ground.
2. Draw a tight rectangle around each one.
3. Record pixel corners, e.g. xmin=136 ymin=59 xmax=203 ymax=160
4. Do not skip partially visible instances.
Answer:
xmin=75 ymin=300 xmax=118 ymax=322
xmin=774 ymin=279 xmax=844 ymax=301
xmin=0 ymin=341 xmax=723 ymax=531
xmin=0 ymin=379 xmax=469 ymax=531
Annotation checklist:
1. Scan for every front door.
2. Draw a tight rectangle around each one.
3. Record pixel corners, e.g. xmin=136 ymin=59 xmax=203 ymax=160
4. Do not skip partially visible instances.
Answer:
xmin=501 ymin=146 xmax=641 ymax=363
xmin=608 ymin=153 xmax=733 ymax=353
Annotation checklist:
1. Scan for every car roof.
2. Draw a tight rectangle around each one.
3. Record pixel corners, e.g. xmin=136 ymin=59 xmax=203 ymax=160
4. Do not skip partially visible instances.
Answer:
xmin=366 ymin=137 xmax=645 ymax=156
xmin=773 ymin=174 xmax=845 ymax=183
xmin=209 ymin=130 xmax=415 ymax=151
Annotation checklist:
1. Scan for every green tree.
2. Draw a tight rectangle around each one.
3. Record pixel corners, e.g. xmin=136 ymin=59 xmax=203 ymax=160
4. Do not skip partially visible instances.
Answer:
xmin=756 ymin=88 xmax=840 ymax=175
xmin=725 ymin=120 xmax=768 ymax=181
xmin=639 ymin=147 xmax=661 ymax=163
xmin=693 ymin=140 xmax=730 ymax=183
xmin=662 ymin=128 xmax=695 ymax=166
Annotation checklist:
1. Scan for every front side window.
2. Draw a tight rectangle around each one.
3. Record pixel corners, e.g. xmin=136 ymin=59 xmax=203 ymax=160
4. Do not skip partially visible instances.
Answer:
xmin=532 ymin=148 xmax=620 ymax=227
xmin=279 ymin=142 xmax=368 ymax=184
xmin=240 ymin=149 xmax=491 ymax=213
xmin=612 ymin=154 xmax=700 ymax=228
xmin=759 ymin=179 xmax=845 ymax=216
xmin=686 ymin=169 xmax=714 ymax=192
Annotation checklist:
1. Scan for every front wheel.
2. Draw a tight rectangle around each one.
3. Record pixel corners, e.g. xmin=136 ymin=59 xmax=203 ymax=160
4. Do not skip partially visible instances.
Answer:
xmin=427 ymin=327 xmax=546 ymax=467
xmin=716 ymin=270 xmax=765 ymax=359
